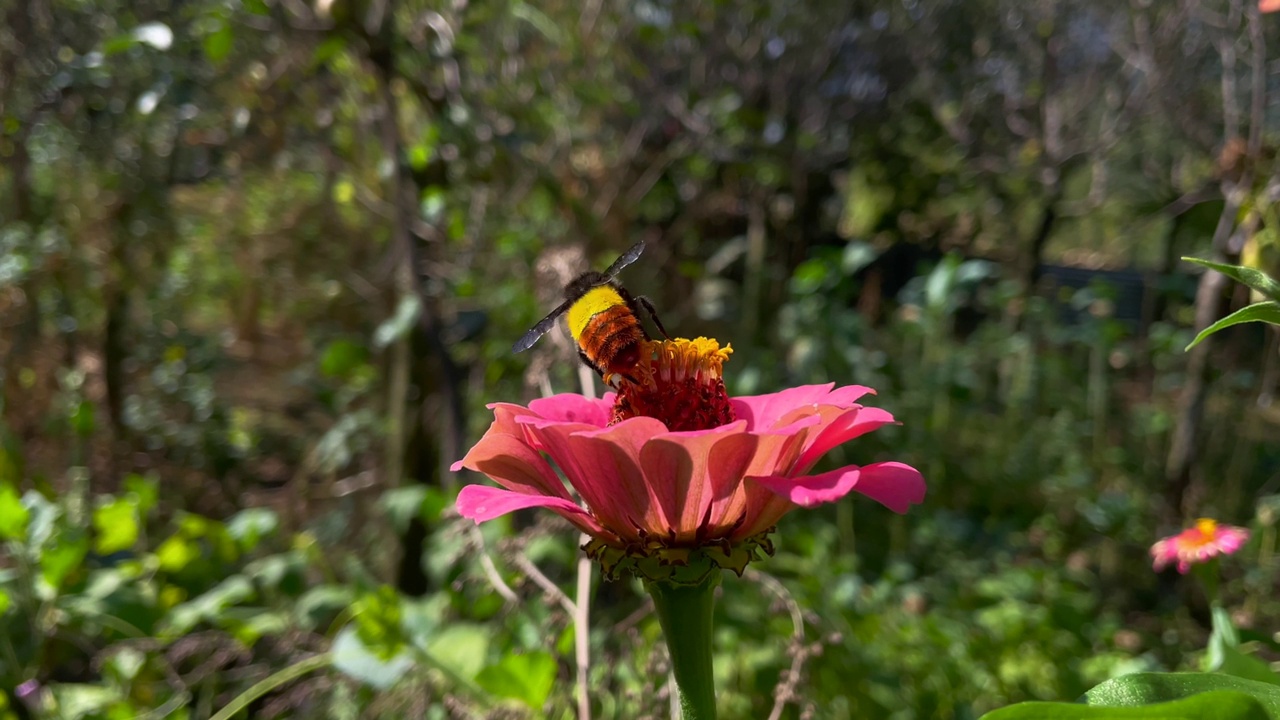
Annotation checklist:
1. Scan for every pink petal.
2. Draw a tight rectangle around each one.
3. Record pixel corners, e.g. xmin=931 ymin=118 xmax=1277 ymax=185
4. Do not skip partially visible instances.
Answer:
xmin=749 ymin=461 xmax=926 ymax=513
xmin=569 ymin=418 xmax=673 ymax=536
xmin=825 ymin=384 xmax=877 ymax=406
xmin=455 ymin=485 xmax=611 ymax=539
xmin=517 ymin=415 xmax=668 ymax=541
xmin=730 ymin=384 xmax=832 ymax=430
xmin=527 ymin=393 xmax=614 ymax=428
xmin=700 ymin=432 xmax=764 ymax=536
xmin=731 ymin=384 xmax=876 ymax=431
xmin=841 ymin=461 xmax=926 ymax=513
xmin=450 ymin=431 xmax=572 ymax=500
xmin=723 ymin=416 xmax=825 ymax=539
xmin=795 ymin=406 xmax=897 ymax=473
xmin=638 ymin=421 xmax=751 ymax=542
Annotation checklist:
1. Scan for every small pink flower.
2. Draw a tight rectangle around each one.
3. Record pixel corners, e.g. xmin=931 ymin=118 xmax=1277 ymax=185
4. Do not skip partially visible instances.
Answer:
xmin=454 ymin=337 xmax=925 ymax=579
xmin=1150 ymin=518 xmax=1250 ymax=574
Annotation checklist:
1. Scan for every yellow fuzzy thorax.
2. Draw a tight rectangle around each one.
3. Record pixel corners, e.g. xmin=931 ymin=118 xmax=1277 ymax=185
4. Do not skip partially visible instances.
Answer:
xmin=567 ymin=285 xmax=625 ymax=341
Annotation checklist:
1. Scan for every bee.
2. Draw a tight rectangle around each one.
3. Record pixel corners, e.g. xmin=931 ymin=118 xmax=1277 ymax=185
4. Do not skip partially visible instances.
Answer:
xmin=513 ymin=241 xmax=670 ymax=384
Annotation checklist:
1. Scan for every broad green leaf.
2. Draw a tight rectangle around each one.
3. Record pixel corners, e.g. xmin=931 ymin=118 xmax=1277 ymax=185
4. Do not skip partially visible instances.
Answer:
xmin=476 ymin=651 xmax=557 ymax=709
xmin=331 ymin=626 xmax=414 ymax=690
xmin=297 ymin=585 xmax=354 ymax=629
xmin=400 ymin=595 xmax=445 ymax=649
xmin=93 ymin=497 xmax=139 ymax=555
xmin=1207 ymin=606 xmax=1280 ymax=686
xmin=1185 ymin=301 xmax=1280 ymax=350
xmin=982 ymin=690 xmax=1268 ymax=719
xmin=226 ymin=508 xmax=279 ymax=551
xmin=352 ymin=585 xmax=407 ymax=659
xmin=50 ymin=684 xmax=123 ymax=719
xmin=156 ymin=534 xmax=200 ymax=571
xmin=319 ymin=339 xmax=367 ymax=378
xmin=24 ymin=490 xmax=59 ymax=548
xmin=1084 ymin=673 xmax=1280 ymax=716
xmin=41 ymin=528 xmax=89 ymax=591
xmin=204 ymin=22 xmax=234 ymax=63
xmin=223 ymin=607 xmax=290 ymax=646
xmin=1183 ymin=257 xmax=1280 ymax=301
xmin=379 ymin=486 xmax=427 ymax=533
xmin=424 ymin=623 xmax=489 ymax=680
xmin=123 ymin=474 xmax=158 ymax=514
xmin=162 ymin=575 xmax=255 ymax=636
xmin=105 ymin=647 xmax=146 ymax=682
xmin=242 ymin=0 xmax=270 ymax=14
xmin=69 ymin=400 xmax=95 ymax=436
xmin=420 ymin=487 xmax=450 ymax=522
xmin=0 ymin=482 xmax=28 ymax=540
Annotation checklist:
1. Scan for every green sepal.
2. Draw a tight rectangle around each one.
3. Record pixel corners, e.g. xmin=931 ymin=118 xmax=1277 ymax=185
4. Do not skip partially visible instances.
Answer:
xmin=583 ymin=529 xmax=775 ymax=583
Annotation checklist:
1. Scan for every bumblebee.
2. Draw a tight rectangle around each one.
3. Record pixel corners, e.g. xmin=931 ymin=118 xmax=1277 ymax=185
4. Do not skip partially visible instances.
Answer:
xmin=513 ymin=241 xmax=669 ymax=384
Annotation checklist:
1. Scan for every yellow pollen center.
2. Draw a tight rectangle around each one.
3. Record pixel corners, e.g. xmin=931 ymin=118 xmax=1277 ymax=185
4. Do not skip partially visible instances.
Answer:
xmin=1193 ymin=518 xmax=1218 ymax=544
xmin=610 ymin=336 xmax=735 ymax=431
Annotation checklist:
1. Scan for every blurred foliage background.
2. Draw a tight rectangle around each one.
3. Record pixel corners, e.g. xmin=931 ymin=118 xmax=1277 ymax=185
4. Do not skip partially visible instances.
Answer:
xmin=1 ymin=0 xmax=1279 ymax=718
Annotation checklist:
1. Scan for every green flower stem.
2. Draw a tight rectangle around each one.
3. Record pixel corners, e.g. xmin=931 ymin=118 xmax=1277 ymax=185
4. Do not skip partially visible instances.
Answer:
xmin=645 ymin=573 xmax=721 ymax=720
xmin=1192 ymin=559 xmax=1220 ymax=606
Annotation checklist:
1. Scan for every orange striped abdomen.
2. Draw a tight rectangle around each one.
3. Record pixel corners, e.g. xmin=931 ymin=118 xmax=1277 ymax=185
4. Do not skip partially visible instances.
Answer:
xmin=578 ymin=304 xmax=646 ymax=377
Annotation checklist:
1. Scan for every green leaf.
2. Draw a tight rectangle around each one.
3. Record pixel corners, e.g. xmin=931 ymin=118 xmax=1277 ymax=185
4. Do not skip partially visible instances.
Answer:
xmin=319 ymin=339 xmax=367 ymax=378
xmin=93 ymin=497 xmax=139 ymax=555
xmin=1185 ymin=301 xmax=1280 ymax=350
xmin=105 ymin=647 xmax=147 ymax=682
xmin=0 ymin=482 xmax=29 ymax=540
xmin=1183 ymin=257 xmax=1280 ymax=301
xmin=311 ymin=36 xmax=347 ymax=68
xmin=204 ymin=21 xmax=234 ymax=63
xmin=155 ymin=533 xmax=200 ymax=571
xmin=373 ymin=295 xmax=422 ymax=349
xmin=982 ymin=690 xmax=1269 ymax=719
xmin=296 ymin=585 xmax=354 ymax=630
xmin=124 ymin=473 xmax=159 ymax=515
xmin=241 ymin=0 xmax=270 ymax=15
xmin=69 ymin=400 xmax=95 ymax=436
xmin=476 ymin=651 xmax=557 ymax=709
xmin=424 ymin=623 xmax=489 ymax=680
xmin=1207 ymin=607 xmax=1280 ymax=686
xmin=421 ymin=487 xmax=449 ymax=522
xmin=226 ymin=508 xmax=279 ymax=551
xmin=50 ymin=684 xmax=123 ymax=719
xmin=379 ymin=486 xmax=427 ymax=533
xmin=162 ymin=575 xmax=255 ymax=636
xmin=41 ymin=528 xmax=89 ymax=591
xmin=331 ymin=626 xmax=414 ymax=689
xmin=225 ymin=608 xmax=290 ymax=646
xmin=352 ymin=585 xmax=406 ymax=659
xmin=1084 ymin=673 xmax=1280 ymax=716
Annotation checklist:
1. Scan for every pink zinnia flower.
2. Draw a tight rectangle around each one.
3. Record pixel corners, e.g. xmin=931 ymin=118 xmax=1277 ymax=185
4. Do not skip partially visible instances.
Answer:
xmin=1150 ymin=518 xmax=1250 ymax=574
xmin=453 ymin=337 xmax=925 ymax=580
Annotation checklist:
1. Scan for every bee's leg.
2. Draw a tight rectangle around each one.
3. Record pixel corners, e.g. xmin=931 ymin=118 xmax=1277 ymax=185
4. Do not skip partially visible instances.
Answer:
xmin=633 ymin=295 xmax=671 ymax=339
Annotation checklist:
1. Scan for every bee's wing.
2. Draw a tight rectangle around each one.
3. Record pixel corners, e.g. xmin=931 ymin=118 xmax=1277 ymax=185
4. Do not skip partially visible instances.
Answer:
xmin=512 ymin=297 xmax=575 ymax=353
xmin=603 ymin=240 xmax=646 ymax=278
